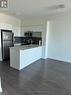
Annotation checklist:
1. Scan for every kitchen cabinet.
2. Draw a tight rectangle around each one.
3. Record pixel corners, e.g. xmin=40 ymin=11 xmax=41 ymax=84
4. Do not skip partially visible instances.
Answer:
xmin=21 ymin=25 xmax=43 ymax=36
xmin=32 ymin=32 xmax=42 ymax=38
xmin=12 ymin=26 xmax=21 ymax=36
xmin=10 ymin=45 xmax=42 ymax=70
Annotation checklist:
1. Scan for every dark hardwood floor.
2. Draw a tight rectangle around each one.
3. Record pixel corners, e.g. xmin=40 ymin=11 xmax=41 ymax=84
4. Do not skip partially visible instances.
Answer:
xmin=0 ymin=59 xmax=71 ymax=95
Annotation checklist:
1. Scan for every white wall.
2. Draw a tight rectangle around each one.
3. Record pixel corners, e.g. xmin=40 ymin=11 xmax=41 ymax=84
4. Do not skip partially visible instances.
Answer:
xmin=47 ymin=12 xmax=71 ymax=63
xmin=0 ymin=13 xmax=21 ymax=36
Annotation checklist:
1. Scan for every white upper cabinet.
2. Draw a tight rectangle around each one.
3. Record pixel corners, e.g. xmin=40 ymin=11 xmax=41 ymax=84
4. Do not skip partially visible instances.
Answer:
xmin=21 ymin=25 xmax=43 ymax=36
xmin=12 ymin=26 xmax=21 ymax=37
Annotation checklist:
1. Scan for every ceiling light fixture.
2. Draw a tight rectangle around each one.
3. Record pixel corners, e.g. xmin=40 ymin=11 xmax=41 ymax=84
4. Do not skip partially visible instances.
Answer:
xmin=0 ymin=0 xmax=7 ymax=8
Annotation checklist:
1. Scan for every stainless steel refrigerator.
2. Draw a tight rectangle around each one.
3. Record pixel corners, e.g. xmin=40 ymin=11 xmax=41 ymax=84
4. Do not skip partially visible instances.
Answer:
xmin=0 ymin=29 xmax=14 ymax=61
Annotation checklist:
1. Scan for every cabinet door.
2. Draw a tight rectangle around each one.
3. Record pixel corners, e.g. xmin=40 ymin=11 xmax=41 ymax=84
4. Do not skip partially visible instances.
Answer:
xmin=32 ymin=32 xmax=42 ymax=37
xmin=21 ymin=25 xmax=43 ymax=36
xmin=12 ymin=26 xmax=21 ymax=36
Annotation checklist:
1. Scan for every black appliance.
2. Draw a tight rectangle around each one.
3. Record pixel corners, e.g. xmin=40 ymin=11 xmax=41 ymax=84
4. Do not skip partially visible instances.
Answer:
xmin=24 ymin=31 xmax=32 ymax=37
xmin=1 ymin=30 xmax=14 ymax=61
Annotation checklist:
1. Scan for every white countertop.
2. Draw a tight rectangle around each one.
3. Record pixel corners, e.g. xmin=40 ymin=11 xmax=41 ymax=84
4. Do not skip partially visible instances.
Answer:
xmin=10 ymin=44 xmax=42 ymax=50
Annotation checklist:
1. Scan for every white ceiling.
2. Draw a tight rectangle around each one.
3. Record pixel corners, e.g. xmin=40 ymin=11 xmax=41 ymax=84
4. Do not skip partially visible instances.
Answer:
xmin=0 ymin=0 xmax=71 ymax=18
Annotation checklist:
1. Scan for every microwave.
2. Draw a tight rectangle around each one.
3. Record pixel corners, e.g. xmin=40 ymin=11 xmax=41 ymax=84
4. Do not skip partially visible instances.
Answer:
xmin=24 ymin=31 xmax=32 ymax=37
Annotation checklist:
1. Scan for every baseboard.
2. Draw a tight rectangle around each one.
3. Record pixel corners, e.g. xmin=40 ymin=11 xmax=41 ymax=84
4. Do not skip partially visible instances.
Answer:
xmin=45 ymin=58 xmax=71 ymax=64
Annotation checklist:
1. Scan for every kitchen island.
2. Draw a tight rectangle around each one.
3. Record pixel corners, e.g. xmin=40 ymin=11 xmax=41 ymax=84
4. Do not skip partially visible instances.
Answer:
xmin=10 ymin=45 xmax=42 ymax=70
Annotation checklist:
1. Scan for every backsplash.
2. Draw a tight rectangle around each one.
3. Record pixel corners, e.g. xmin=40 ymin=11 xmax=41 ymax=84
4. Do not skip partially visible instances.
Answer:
xmin=14 ymin=37 xmax=42 ymax=45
